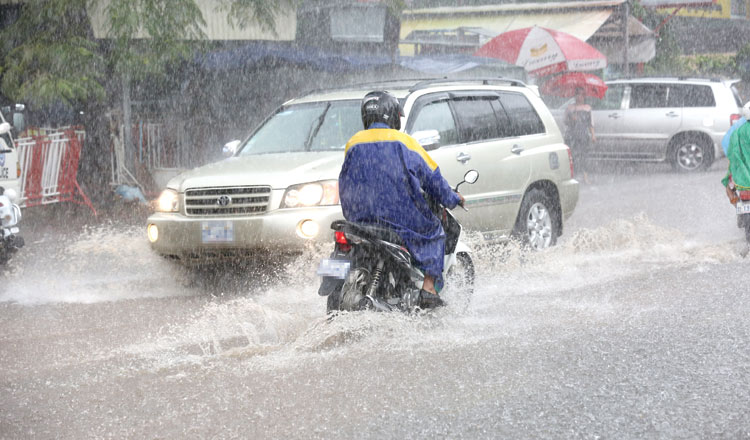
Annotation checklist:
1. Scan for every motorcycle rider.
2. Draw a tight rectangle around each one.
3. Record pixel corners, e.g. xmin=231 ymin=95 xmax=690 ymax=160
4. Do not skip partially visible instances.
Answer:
xmin=723 ymin=101 xmax=750 ymax=203
xmin=338 ymin=91 xmax=464 ymax=309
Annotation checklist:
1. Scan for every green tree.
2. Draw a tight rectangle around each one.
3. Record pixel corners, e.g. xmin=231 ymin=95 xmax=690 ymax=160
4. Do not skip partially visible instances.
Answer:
xmin=0 ymin=0 xmax=295 ymax=109
xmin=0 ymin=0 xmax=295 ymax=204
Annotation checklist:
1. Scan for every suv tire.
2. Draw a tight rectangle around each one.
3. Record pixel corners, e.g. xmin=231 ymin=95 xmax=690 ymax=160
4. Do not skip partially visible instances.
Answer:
xmin=514 ymin=188 xmax=559 ymax=250
xmin=670 ymin=134 xmax=714 ymax=172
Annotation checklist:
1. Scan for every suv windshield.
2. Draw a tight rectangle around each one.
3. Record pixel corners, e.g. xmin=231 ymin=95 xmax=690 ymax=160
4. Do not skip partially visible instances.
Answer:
xmin=239 ymin=100 xmax=362 ymax=155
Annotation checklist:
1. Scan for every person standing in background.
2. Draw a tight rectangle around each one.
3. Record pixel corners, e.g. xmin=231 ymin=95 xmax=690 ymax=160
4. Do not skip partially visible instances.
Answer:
xmin=564 ymin=87 xmax=595 ymax=184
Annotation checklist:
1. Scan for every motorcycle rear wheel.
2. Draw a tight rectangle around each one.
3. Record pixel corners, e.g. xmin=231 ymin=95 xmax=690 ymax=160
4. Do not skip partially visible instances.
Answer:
xmin=327 ymin=267 xmax=369 ymax=313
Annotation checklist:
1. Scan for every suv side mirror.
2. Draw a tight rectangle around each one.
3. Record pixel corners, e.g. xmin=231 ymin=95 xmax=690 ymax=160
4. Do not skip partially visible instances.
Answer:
xmin=12 ymin=112 xmax=25 ymax=134
xmin=223 ymin=140 xmax=241 ymax=157
xmin=412 ymin=130 xmax=441 ymax=151
xmin=0 ymin=122 xmax=10 ymax=136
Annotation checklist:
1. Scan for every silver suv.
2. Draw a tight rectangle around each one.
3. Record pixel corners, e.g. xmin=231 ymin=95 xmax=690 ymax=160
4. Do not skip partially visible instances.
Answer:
xmin=555 ymin=77 xmax=743 ymax=172
xmin=147 ymin=79 xmax=579 ymax=264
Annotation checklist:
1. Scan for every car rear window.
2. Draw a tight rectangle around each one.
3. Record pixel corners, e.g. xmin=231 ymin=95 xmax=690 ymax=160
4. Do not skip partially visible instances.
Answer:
xmin=668 ymin=84 xmax=716 ymax=107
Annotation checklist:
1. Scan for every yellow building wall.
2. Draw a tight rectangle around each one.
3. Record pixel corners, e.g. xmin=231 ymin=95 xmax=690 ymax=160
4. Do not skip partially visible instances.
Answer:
xmin=658 ymin=0 xmax=747 ymax=19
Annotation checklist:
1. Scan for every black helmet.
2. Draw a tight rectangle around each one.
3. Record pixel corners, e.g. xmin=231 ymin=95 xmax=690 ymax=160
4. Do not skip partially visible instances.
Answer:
xmin=361 ymin=91 xmax=403 ymax=130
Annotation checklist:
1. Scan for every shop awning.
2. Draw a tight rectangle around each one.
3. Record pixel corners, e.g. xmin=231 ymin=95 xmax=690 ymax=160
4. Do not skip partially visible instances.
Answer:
xmin=400 ymin=0 xmax=622 ymax=56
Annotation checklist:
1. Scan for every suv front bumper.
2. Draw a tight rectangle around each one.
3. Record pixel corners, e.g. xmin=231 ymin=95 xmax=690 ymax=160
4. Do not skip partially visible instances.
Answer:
xmin=147 ymin=206 xmax=344 ymax=263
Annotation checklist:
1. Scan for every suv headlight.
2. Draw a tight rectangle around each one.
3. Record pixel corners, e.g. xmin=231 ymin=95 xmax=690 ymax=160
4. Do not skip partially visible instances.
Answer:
xmin=156 ymin=189 xmax=180 ymax=212
xmin=282 ymin=180 xmax=339 ymax=208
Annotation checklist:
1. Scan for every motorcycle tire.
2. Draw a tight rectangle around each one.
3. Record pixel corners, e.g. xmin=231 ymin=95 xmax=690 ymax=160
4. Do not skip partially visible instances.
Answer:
xmin=327 ymin=267 xmax=369 ymax=313
xmin=745 ymin=222 xmax=750 ymax=244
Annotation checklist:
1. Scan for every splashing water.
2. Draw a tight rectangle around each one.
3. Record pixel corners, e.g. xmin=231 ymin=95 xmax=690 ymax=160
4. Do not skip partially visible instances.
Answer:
xmin=1 ymin=213 xmax=743 ymax=372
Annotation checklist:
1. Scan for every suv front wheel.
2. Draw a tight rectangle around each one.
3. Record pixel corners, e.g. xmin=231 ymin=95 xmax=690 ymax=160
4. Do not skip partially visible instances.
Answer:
xmin=670 ymin=134 xmax=714 ymax=172
xmin=514 ymin=188 xmax=559 ymax=250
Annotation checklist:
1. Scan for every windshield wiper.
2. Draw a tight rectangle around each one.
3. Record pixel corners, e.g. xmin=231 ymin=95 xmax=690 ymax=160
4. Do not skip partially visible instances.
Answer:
xmin=304 ymin=103 xmax=331 ymax=151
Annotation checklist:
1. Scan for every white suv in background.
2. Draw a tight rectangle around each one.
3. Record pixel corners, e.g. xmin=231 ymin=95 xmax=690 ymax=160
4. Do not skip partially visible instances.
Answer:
xmin=555 ymin=77 xmax=743 ymax=172
xmin=147 ymin=78 xmax=579 ymax=264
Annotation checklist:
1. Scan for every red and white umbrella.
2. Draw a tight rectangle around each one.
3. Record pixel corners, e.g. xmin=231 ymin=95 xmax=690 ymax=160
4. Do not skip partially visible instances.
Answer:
xmin=540 ymin=72 xmax=608 ymax=99
xmin=474 ymin=26 xmax=607 ymax=76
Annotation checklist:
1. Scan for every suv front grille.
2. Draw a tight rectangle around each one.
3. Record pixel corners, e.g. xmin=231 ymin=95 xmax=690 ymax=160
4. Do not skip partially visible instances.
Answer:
xmin=185 ymin=186 xmax=271 ymax=216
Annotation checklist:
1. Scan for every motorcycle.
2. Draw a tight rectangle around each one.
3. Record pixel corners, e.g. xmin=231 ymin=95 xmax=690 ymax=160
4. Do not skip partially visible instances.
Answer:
xmin=733 ymin=187 xmax=750 ymax=243
xmin=0 ymin=186 xmax=23 ymax=265
xmin=317 ymin=170 xmax=479 ymax=314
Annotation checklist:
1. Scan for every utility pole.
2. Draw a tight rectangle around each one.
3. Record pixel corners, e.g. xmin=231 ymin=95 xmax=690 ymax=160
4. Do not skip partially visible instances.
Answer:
xmin=122 ymin=73 xmax=133 ymax=171
xmin=623 ymin=1 xmax=630 ymax=76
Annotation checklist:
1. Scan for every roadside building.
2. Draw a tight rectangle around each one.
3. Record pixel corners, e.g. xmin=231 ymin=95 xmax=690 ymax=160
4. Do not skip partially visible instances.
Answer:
xmin=399 ymin=0 xmax=656 ymax=76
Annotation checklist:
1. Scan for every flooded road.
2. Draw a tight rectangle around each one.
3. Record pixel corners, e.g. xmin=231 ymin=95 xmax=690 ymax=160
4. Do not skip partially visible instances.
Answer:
xmin=2 ymin=159 xmax=749 ymax=439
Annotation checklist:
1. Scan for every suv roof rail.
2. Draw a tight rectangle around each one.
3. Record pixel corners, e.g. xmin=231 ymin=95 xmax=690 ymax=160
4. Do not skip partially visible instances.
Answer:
xmin=609 ymin=76 xmax=723 ymax=83
xmin=303 ymin=78 xmax=440 ymax=97
xmin=408 ymin=77 xmax=528 ymax=92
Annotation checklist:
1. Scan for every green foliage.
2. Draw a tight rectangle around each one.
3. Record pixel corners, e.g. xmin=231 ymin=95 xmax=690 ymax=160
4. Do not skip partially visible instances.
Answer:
xmin=218 ymin=0 xmax=298 ymax=34
xmin=629 ymin=0 xmax=684 ymax=75
xmin=0 ymin=0 xmax=291 ymax=110
xmin=0 ymin=0 xmax=105 ymax=108
xmin=102 ymin=0 xmax=206 ymax=79
xmin=736 ymin=43 xmax=750 ymax=82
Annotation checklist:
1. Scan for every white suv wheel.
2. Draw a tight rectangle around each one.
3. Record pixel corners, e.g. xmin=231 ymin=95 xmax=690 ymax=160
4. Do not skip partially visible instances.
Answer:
xmin=515 ymin=188 xmax=559 ymax=250
xmin=676 ymin=142 xmax=704 ymax=171
xmin=526 ymin=202 xmax=553 ymax=249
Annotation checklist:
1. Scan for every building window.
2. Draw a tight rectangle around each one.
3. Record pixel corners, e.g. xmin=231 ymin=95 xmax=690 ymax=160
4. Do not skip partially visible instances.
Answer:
xmin=731 ymin=0 xmax=747 ymax=18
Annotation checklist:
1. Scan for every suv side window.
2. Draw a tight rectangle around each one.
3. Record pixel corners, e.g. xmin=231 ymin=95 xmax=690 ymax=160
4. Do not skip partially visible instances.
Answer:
xmin=630 ymin=84 xmax=669 ymax=108
xmin=673 ymin=85 xmax=716 ymax=107
xmin=591 ymin=84 xmax=625 ymax=110
xmin=451 ymin=97 xmax=501 ymax=142
xmin=498 ymin=92 xmax=545 ymax=136
xmin=407 ymin=99 xmax=459 ymax=146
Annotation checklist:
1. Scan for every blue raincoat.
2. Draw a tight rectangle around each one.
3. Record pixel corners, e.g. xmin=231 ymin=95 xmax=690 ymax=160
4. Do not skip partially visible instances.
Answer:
xmin=338 ymin=122 xmax=462 ymax=281
xmin=723 ymin=117 xmax=746 ymax=156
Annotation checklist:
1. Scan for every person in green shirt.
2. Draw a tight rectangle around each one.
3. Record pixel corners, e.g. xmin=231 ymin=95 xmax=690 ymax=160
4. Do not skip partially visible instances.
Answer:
xmin=722 ymin=102 xmax=750 ymax=204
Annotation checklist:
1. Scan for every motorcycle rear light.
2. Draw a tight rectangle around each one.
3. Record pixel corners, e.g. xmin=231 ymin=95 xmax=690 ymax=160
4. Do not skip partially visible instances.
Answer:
xmin=731 ymin=113 xmax=741 ymax=126
xmin=335 ymin=231 xmax=348 ymax=244
xmin=334 ymin=231 xmax=351 ymax=252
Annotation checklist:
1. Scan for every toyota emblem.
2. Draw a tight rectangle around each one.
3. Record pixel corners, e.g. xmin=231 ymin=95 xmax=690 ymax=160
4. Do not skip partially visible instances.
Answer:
xmin=217 ymin=195 xmax=232 ymax=206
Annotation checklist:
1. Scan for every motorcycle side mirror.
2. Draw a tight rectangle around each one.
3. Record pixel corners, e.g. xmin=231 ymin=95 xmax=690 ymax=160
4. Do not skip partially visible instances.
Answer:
xmin=3 ymin=188 xmax=18 ymax=203
xmin=223 ymin=140 xmax=241 ymax=157
xmin=463 ymin=170 xmax=479 ymax=185
xmin=455 ymin=169 xmax=479 ymax=192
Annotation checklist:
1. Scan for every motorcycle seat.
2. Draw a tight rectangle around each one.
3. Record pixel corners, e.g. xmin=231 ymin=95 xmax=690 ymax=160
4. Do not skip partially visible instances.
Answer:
xmin=331 ymin=220 xmax=406 ymax=247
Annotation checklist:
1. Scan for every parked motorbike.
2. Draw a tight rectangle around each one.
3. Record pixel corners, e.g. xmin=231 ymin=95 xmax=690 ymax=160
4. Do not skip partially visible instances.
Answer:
xmin=317 ymin=170 xmax=479 ymax=314
xmin=0 ymin=186 xmax=23 ymax=264
xmin=733 ymin=187 xmax=750 ymax=243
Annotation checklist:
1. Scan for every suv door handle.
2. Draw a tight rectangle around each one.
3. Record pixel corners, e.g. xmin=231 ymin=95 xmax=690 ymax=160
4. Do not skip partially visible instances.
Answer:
xmin=511 ymin=144 xmax=524 ymax=155
xmin=608 ymin=113 xmax=620 ymax=119
xmin=456 ymin=152 xmax=471 ymax=163
xmin=666 ymin=111 xmax=679 ymax=117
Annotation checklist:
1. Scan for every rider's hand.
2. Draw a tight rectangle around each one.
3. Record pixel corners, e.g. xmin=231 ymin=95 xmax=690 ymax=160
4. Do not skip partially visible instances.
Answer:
xmin=456 ymin=192 xmax=465 ymax=208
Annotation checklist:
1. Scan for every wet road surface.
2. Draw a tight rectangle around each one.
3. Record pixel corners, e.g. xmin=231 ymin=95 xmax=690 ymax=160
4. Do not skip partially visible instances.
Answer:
xmin=2 ymin=159 xmax=749 ymax=439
